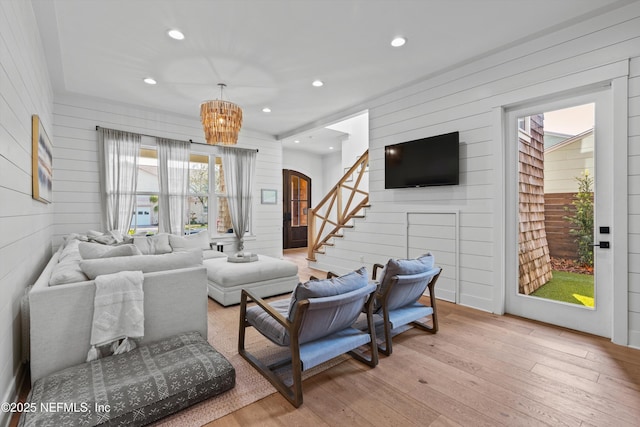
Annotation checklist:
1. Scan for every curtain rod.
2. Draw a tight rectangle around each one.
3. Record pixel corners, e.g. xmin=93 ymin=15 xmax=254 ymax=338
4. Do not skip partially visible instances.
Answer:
xmin=95 ymin=125 xmax=258 ymax=152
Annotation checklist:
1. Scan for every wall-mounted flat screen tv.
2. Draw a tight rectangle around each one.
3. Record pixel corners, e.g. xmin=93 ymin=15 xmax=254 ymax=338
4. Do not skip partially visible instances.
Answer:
xmin=384 ymin=131 xmax=459 ymax=188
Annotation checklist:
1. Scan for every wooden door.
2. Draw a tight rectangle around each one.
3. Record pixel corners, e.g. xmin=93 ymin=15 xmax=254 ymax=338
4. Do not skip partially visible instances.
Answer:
xmin=283 ymin=170 xmax=311 ymax=249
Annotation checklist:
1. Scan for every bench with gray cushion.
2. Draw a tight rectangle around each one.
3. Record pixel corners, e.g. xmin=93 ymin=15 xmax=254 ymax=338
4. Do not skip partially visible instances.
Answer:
xmin=19 ymin=332 xmax=235 ymax=427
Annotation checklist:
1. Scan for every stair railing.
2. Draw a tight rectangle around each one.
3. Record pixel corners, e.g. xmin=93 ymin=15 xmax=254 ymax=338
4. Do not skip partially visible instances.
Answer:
xmin=307 ymin=150 xmax=369 ymax=261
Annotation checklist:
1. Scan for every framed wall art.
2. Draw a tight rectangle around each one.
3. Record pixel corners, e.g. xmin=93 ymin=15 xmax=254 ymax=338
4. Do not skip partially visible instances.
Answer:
xmin=261 ymin=189 xmax=277 ymax=204
xmin=32 ymin=115 xmax=53 ymax=203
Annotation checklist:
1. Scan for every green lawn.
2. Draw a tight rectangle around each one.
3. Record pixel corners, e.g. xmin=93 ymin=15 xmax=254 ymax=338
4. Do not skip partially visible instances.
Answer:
xmin=530 ymin=270 xmax=594 ymax=307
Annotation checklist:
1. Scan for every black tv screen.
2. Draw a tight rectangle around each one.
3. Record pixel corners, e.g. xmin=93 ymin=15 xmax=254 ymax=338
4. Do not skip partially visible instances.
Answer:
xmin=385 ymin=131 xmax=459 ymax=188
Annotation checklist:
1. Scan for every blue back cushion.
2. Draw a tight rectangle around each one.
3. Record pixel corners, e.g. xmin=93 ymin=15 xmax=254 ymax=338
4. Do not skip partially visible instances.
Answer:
xmin=288 ymin=267 xmax=368 ymax=321
xmin=378 ymin=253 xmax=435 ymax=294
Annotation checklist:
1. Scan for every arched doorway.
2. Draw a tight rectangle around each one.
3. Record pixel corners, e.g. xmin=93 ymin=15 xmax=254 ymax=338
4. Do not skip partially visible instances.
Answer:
xmin=283 ymin=170 xmax=311 ymax=249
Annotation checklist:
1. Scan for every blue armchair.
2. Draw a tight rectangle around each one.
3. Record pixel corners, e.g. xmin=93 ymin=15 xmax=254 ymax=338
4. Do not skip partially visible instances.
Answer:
xmin=371 ymin=253 xmax=442 ymax=355
xmin=238 ymin=268 xmax=378 ymax=407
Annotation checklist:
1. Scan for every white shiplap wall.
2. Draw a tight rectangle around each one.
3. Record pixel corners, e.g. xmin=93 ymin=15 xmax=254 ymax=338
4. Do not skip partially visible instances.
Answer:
xmin=314 ymin=2 xmax=640 ymax=346
xmin=52 ymin=93 xmax=283 ymax=258
xmin=628 ymin=56 xmax=640 ymax=346
xmin=0 ymin=1 xmax=53 ymax=425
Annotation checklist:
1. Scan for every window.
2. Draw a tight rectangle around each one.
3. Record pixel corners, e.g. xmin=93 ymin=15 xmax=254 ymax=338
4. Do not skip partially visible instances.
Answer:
xmin=290 ymin=174 xmax=308 ymax=227
xmin=213 ymin=157 xmax=233 ymax=234
xmin=129 ymin=147 xmax=234 ymax=236
xmin=186 ymin=154 xmax=209 ymax=233
xmin=518 ymin=116 xmax=531 ymax=135
xmin=130 ymin=148 xmax=160 ymax=235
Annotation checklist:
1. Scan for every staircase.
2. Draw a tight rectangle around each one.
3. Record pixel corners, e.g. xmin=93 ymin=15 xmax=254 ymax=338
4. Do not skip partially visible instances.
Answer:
xmin=307 ymin=150 xmax=369 ymax=261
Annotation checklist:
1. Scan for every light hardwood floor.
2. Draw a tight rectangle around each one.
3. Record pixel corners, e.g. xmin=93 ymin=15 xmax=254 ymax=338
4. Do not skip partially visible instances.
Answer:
xmin=206 ymin=248 xmax=640 ymax=426
xmin=12 ymin=249 xmax=640 ymax=426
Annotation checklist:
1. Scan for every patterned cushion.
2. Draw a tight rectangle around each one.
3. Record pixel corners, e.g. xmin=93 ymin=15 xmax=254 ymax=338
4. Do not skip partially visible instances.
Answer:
xmin=18 ymin=332 xmax=235 ymax=427
xmin=287 ymin=267 xmax=368 ymax=321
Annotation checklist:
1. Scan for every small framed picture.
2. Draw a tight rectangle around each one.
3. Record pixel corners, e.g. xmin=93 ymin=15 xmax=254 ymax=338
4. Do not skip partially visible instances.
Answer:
xmin=261 ymin=189 xmax=277 ymax=204
xmin=32 ymin=115 xmax=53 ymax=203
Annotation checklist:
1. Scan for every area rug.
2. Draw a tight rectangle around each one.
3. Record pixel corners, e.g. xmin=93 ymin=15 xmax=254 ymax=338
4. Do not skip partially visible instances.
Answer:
xmin=154 ymin=299 xmax=348 ymax=426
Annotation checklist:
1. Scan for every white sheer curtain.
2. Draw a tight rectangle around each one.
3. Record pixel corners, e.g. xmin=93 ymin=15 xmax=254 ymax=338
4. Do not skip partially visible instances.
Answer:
xmin=99 ymin=128 xmax=141 ymax=234
xmin=157 ymin=138 xmax=190 ymax=235
xmin=220 ymin=146 xmax=257 ymax=251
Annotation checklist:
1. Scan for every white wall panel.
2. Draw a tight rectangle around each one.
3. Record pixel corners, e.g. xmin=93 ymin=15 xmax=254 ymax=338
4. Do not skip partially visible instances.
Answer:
xmin=314 ymin=1 xmax=640 ymax=344
xmin=52 ymin=94 xmax=283 ymax=258
xmin=0 ymin=1 xmax=53 ymax=424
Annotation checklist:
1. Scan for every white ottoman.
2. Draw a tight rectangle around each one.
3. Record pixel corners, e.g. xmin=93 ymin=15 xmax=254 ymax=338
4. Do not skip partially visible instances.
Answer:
xmin=203 ymin=254 xmax=299 ymax=306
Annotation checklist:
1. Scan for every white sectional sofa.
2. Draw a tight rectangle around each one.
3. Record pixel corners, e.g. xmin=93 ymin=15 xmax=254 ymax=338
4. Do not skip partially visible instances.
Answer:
xmin=27 ymin=232 xmax=212 ymax=384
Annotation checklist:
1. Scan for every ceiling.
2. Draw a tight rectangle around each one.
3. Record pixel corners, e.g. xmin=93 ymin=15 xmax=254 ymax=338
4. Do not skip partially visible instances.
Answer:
xmin=33 ymin=0 xmax=631 ymax=147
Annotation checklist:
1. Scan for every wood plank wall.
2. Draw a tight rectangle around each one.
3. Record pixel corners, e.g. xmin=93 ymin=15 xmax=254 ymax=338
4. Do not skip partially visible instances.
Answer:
xmin=313 ymin=2 xmax=640 ymax=345
xmin=628 ymin=57 xmax=640 ymax=346
xmin=544 ymin=192 xmax=580 ymax=260
xmin=51 ymin=94 xmax=283 ymax=258
xmin=518 ymin=114 xmax=552 ymax=295
xmin=0 ymin=2 xmax=53 ymax=426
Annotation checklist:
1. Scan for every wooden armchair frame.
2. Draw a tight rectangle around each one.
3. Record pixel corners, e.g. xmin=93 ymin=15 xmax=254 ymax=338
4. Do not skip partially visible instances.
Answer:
xmin=372 ymin=264 xmax=441 ymax=355
xmin=238 ymin=286 xmax=378 ymax=407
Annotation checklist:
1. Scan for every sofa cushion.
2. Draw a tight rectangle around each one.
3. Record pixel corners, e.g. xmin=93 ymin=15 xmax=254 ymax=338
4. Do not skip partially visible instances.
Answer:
xmin=49 ymin=240 xmax=90 ymax=286
xmin=169 ymin=231 xmax=210 ymax=252
xmin=80 ymin=250 xmax=202 ymax=280
xmin=79 ymin=242 xmax=141 ymax=259
xmin=203 ymin=250 xmax=227 ymax=260
xmin=288 ymin=267 xmax=368 ymax=321
xmin=49 ymin=260 xmax=89 ymax=286
xmin=378 ymin=253 xmax=435 ymax=294
xmin=133 ymin=233 xmax=172 ymax=255
xmin=58 ymin=239 xmax=82 ymax=263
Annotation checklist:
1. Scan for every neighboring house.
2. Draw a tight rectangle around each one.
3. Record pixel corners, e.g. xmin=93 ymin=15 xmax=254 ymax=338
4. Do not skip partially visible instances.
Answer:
xmin=544 ymin=129 xmax=594 ymax=260
xmin=544 ymin=129 xmax=594 ymax=194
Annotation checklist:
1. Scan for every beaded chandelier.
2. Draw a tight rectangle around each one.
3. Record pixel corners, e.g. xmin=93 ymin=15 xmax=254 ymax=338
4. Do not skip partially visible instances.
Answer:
xmin=200 ymin=83 xmax=243 ymax=145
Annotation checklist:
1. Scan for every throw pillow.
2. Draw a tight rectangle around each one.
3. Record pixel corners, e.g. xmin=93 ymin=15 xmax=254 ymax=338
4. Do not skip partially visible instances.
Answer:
xmin=58 ymin=239 xmax=82 ymax=263
xmin=107 ymin=229 xmax=125 ymax=244
xmin=79 ymin=242 xmax=141 ymax=259
xmin=169 ymin=232 xmax=210 ymax=252
xmin=378 ymin=252 xmax=435 ymax=295
xmin=80 ymin=250 xmax=202 ymax=280
xmin=133 ymin=233 xmax=172 ymax=255
xmin=287 ymin=267 xmax=368 ymax=321
xmin=49 ymin=260 xmax=90 ymax=286
xmin=101 ymin=244 xmax=142 ymax=258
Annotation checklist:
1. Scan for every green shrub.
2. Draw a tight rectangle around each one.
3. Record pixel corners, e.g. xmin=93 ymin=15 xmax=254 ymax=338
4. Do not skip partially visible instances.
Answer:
xmin=564 ymin=172 xmax=594 ymax=267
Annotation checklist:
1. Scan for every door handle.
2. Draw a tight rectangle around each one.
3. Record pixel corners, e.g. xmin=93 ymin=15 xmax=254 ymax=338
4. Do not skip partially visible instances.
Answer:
xmin=592 ymin=241 xmax=610 ymax=248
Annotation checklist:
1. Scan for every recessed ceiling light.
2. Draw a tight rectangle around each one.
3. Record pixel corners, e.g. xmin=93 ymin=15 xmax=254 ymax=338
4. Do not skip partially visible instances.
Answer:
xmin=294 ymin=140 xmax=300 ymax=144
xmin=329 ymin=146 xmax=334 ymax=150
xmin=143 ymin=77 xmax=157 ymax=85
xmin=312 ymin=80 xmax=324 ymax=87
xmin=391 ymin=36 xmax=406 ymax=47
xmin=167 ymin=29 xmax=185 ymax=40
xmin=262 ymin=107 xmax=271 ymax=113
